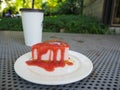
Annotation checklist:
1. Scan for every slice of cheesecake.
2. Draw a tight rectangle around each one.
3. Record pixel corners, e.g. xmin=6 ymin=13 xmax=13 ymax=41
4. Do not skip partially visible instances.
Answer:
xmin=32 ymin=40 xmax=69 ymax=62
xmin=26 ymin=40 xmax=73 ymax=71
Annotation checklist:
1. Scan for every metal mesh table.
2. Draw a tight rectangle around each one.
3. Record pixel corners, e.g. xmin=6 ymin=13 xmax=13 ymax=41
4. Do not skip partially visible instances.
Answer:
xmin=0 ymin=31 xmax=120 ymax=90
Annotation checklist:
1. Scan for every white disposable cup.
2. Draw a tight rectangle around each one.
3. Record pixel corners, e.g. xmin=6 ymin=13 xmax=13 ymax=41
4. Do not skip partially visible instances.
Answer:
xmin=20 ymin=8 xmax=44 ymax=46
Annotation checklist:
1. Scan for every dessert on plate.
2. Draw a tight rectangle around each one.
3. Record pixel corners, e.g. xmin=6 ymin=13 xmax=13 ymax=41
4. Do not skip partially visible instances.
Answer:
xmin=26 ymin=40 xmax=73 ymax=71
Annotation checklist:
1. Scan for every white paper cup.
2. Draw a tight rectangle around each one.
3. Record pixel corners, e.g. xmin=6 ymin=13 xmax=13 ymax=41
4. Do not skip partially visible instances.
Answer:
xmin=20 ymin=8 xmax=44 ymax=46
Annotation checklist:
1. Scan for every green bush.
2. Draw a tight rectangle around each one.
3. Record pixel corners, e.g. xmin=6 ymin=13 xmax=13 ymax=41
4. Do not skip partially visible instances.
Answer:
xmin=0 ymin=17 xmax=22 ymax=31
xmin=0 ymin=15 xmax=109 ymax=34
xmin=43 ymin=15 xmax=109 ymax=34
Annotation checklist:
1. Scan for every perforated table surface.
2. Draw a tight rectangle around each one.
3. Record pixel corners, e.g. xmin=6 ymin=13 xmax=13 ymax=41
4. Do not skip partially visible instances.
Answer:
xmin=0 ymin=31 xmax=120 ymax=90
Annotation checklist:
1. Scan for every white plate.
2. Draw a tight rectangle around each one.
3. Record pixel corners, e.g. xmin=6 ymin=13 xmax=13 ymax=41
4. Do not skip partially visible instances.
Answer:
xmin=14 ymin=50 xmax=93 ymax=85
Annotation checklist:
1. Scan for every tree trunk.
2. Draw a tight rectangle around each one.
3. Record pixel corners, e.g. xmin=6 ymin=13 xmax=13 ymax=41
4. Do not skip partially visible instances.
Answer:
xmin=78 ymin=0 xmax=83 ymax=15
xmin=32 ymin=0 xmax=34 ymax=9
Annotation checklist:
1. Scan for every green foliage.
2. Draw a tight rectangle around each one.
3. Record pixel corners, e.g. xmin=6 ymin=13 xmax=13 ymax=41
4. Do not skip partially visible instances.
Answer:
xmin=1 ymin=0 xmax=83 ymax=16
xmin=0 ymin=15 xmax=109 ymax=34
xmin=0 ymin=1 xmax=109 ymax=34
xmin=0 ymin=17 xmax=22 ymax=31
xmin=43 ymin=0 xmax=83 ymax=15
xmin=43 ymin=15 xmax=109 ymax=34
xmin=43 ymin=0 xmax=65 ymax=15
xmin=58 ymin=0 xmax=82 ymax=15
xmin=1 ymin=0 xmax=43 ymax=14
